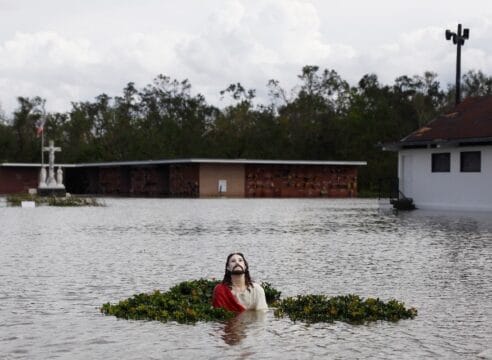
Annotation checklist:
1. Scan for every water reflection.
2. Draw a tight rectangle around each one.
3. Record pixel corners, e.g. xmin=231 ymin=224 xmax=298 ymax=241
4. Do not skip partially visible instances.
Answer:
xmin=220 ymin=310 xmax=267 ymax=346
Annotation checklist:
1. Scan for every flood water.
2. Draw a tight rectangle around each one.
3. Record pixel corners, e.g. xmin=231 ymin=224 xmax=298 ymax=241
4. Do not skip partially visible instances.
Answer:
xmin=0 ymin=198 xmax=491 ymax=359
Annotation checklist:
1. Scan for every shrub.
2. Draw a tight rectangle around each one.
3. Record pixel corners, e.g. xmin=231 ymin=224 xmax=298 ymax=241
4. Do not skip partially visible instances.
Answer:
xmin=273 ymin=294 xmax=417 ymax=324
xmin=6 ymin=193 xmax=103 ymax=207
xmin=101 ymin=280 xmax=417 ymax=325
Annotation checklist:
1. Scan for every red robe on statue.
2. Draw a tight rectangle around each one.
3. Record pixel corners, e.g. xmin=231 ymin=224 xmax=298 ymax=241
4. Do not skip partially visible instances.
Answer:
xmin=212 ymin=283 xmax=245 ymax=313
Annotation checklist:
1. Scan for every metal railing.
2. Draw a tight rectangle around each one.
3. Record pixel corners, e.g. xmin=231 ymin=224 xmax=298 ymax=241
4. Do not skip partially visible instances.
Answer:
xmin=378 ymin=177 xmax=416 ymax=210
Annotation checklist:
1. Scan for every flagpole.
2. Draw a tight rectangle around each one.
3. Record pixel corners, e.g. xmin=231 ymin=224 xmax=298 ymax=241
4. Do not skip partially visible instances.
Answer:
xmin=41 ymin=129 xmax=44 ymax=166
xmin=40 ymin=112 xmax=45 ymax=166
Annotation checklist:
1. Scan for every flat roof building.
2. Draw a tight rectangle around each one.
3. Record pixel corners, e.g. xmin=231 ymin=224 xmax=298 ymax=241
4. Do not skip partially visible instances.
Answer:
xmin=0 ymin=158 xmax=367 ymax=198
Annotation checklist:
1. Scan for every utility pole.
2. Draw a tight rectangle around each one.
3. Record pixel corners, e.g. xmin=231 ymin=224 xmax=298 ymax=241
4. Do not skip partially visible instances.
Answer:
xmin=445 ymin=24 xmax=470 ymax=105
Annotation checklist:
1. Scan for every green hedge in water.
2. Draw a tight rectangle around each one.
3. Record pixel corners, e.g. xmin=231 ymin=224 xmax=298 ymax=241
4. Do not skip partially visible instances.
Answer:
xmin=101 ymin=279 xmax=416 ymax=324
xmin=101 ymin=279 xmax=230 ymax=323
xmin=7 ymin=193 xmax=103 ymax=207
xmin=274 ymin=294 xmax=417 ymax=324
xmin=101 ymin=279 xmax=281 ymax=324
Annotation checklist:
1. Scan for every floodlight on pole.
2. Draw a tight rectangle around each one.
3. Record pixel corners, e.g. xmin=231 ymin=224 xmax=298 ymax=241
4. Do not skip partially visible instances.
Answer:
xmin=445 ymin=24 xmax=470 ymax=105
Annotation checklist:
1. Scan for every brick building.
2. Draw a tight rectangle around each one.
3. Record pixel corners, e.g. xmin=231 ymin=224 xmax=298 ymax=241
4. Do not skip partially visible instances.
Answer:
xmin=1 ymin=159 xmax=366 ymax=198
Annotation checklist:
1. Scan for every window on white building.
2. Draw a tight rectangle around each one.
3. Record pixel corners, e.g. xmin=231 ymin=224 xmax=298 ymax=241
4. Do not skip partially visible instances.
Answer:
xmin=460 ymin=151 xmax=481 ymax=172
xmin=432 ymin=153 xmax=450 ymax=172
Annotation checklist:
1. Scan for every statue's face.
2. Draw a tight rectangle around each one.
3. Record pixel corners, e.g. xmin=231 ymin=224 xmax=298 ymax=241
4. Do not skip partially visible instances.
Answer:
xmin=227 ymin=254 xmax=246 ymax=274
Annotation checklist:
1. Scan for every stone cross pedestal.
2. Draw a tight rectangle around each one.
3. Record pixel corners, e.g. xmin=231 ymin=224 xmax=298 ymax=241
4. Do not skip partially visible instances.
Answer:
xmin=38 ymin=140 xmax=66 ymax=197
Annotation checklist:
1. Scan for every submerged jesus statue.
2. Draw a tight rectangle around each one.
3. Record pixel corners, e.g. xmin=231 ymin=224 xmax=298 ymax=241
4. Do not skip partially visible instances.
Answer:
xmin=212 ymin=253 xmax=268 ymax=313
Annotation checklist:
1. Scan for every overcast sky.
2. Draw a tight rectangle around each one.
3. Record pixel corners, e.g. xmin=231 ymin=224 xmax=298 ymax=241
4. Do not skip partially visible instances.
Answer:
xmin=1 ymin=0 xmax=491 ymax=114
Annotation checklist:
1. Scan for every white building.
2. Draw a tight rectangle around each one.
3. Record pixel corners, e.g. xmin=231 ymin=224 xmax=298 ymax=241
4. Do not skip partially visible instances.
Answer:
xmin=385 ymin=96 xmax=492 ymax=211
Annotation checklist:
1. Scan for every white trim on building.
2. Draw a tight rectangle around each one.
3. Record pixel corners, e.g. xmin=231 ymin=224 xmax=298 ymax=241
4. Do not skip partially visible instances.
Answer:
xmin=1 ymin=159 xmax=367 ymax=168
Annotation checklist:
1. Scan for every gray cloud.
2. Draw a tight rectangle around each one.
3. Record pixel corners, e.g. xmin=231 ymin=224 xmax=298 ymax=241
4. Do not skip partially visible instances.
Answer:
xmin=0 ymin=0 xmax=491 ymax=114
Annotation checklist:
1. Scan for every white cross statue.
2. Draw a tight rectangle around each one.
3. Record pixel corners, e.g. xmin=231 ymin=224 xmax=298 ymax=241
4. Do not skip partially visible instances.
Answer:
xmin=43 ymin=140 xmax=62 ymax=187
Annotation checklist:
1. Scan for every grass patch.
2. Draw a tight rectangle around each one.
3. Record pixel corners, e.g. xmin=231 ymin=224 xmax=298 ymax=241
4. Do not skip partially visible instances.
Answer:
xmin=6 ymin=193 xmax=104 ymax=207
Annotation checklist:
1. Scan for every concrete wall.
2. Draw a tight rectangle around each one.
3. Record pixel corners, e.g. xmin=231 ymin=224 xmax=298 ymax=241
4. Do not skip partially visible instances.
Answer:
xmin=199 ymin=163 xmax=245 ymax=197
xmin=398 ymin=146 xmax=492 ymax=211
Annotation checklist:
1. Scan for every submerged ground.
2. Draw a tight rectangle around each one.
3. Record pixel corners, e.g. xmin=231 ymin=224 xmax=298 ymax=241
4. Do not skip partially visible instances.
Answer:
xmin=0 ymin=198 xmax=490 ymax=359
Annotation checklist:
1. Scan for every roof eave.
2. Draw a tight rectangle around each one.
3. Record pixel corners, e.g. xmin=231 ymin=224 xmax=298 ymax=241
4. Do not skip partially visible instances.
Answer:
xmin=1 ymin=158 xmax=368 ymax=168
xmin=382 ymin=136 xmax=492 ymax=151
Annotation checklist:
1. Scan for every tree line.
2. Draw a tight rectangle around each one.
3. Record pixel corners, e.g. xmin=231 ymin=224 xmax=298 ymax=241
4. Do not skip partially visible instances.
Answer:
xmin=1 ymin=66 xmax=492 ymax=192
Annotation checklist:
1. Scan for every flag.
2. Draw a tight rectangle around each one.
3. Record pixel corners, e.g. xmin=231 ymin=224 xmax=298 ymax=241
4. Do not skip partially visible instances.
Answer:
xmin=35 ymin=118 xmax=45 ymax=137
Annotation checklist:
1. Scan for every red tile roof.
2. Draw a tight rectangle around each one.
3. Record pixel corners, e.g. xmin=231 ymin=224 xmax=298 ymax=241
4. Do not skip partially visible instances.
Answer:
xmin=401 ymin=95 xmax=492 ymax=144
